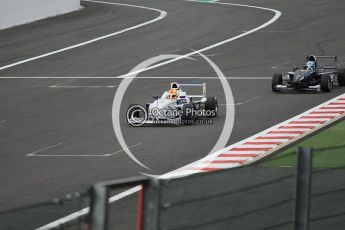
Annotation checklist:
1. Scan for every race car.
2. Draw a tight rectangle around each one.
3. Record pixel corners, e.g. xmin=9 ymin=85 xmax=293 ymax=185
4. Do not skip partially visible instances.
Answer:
xmin=272 ymin=55 xmax=345 ymax=92
xmin=127 ymin=82 xmax=218 ymax=126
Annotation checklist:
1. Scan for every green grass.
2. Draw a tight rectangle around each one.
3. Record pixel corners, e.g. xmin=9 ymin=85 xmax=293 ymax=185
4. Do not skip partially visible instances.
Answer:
xmin=262 ymin=120 xmax=345 ymax=168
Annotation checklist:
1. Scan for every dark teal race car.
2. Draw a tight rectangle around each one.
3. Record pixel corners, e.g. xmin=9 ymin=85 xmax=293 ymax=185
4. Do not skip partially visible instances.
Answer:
xmin=272 ymin=55 xmax=345 ymax=92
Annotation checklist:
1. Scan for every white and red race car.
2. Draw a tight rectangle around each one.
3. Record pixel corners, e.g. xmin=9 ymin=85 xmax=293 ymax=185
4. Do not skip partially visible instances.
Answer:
xmin=127 ymin=82 xmax=218 ymax=126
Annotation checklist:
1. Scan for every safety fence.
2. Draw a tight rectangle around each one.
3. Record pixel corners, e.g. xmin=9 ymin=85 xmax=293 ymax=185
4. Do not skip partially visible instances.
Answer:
xmin=1 ymin=148 xmax=344 ymax=230
xmin=88 ymin=147 xmax=345 ymax=230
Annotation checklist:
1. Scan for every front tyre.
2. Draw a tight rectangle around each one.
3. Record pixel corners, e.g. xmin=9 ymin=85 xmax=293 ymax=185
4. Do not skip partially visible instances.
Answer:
xmin=337 ymin=68 xmax=345 ymax=86
xmin=272 ymin=73 xmax=283 ymax=92
xmin=321 ymin=75 xmax=332 ymax=92
xmin=205 ymin=96 xmax=218 ymax=117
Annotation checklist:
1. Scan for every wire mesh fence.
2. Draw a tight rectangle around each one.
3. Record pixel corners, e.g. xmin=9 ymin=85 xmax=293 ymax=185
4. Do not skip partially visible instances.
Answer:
xmin=160 ymin=165 xmax=296 ymax=230
xmin=107 ymin=187 xmax=140 ymax=230
xmin=1 ymin=149 xmax=344 ymax=230
xmin=310 ymin=166 xmax=345 ymax=229
xmin=97 ymin=147 xmax=345 ymax=230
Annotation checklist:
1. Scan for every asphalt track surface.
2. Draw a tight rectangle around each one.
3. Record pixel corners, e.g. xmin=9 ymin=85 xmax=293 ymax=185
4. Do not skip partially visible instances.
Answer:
xmin=0 ymin=0 xmax=345 ymax=227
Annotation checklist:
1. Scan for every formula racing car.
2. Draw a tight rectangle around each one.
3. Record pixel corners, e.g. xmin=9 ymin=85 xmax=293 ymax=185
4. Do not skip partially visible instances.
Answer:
xmin=272 ymin=55 xmax=345 ymax=92
xmin=127 ymin=82 xmax=218 ymax=126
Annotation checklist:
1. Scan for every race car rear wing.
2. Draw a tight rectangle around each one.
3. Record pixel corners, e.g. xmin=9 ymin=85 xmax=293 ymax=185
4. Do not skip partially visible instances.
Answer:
xmin=314 ymin=56 xmax=337 ymax=70
xmin=178 ymin=83 xmax=206 ymax=98
xmin=314 ymin=55 xmax=337 ymax=62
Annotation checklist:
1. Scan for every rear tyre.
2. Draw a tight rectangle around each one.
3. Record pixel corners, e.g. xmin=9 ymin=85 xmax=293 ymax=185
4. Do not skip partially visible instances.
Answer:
xmin=181 ymin=104 xmax=195 ymax=125
xmin=321 ymin=75 xmax=332 ymax=92
xmin=338 ymin=68 xmax=345 ymax=86
xmin=205 ymin=96 xmax=218 ymax=117
xmin=272 ymin=73 xmax=283 ymax=92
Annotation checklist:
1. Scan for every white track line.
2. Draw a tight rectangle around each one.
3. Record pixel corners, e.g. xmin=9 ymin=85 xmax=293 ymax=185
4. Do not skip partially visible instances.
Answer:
xmin=105 ymin=1 xmax=281 ymax=79
xmin=50 ymin=79 xmax=76 ymax=87
xmin=27 ymin=153 xmax=112 ymax=157
xmin=26 ymin=143 xmax=141 ymax=157
xmin=36 ymin=208 xmax=90 ymax=230
xmin=0 ymin=0 xmax=167 ymax=72
xmin=36 ymin=186 xmax=141 ymax=230
xmin=26 ymin=143 xmax=63 ymax=156
xmin=50 ymin=85 xmax=118 ymax=88
xmin=34 ymin=1 xmax=282 ymax=229
xmin=106 ymin=143 xmax=142 ymax=156
xmin=219 ymin=95 xmax=261 ymax=106
xmin=1 ymin=1 xmax=280 ymax=78
xmin=0 ymin=76 xmax=272 ymax=79
xmin=49 ymin=79 xmax=118 ymax=88
xmin=271 ymin=60 xmax=290 ymax=69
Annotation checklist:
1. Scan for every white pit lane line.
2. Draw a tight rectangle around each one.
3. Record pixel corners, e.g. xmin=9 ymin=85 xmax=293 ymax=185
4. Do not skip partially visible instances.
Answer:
xmin=219 ymin=95 xmax=261 ymax=106
xmin=271 ymin=60 xmax=291 ymax=69
xmin=49 ymin=79 xmax=119 ymax=88
xmin=0 ymin=76 xmax=273 ymax=79
xmin=26 ymin=143 xmax=141 ymax=157
xmin=50 ymin=79 xmax=76 ymax=87
xmin=0 ymin=0 xmax=167 ymax=72
xmin=51 ymin=85 xmax=118 ymax=88
xmin=26 ymin=142 xmax=63 ymax=156
xmin=35 ymin=1 xmax=282 ymax=229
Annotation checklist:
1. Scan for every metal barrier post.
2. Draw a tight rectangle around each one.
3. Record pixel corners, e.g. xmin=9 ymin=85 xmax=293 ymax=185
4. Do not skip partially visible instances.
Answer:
xmin=294 ymin=147 xmax=313 ymax=230
xmin=90 ymin=185 xmax=109 ymax=230
xmin=142 ymin=178 xmax=161 ymax=230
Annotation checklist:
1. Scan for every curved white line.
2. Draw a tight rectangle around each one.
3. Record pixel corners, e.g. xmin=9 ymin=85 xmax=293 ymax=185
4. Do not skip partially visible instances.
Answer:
xmin=35 ymin=2 xmax=282 ymax=229
xmin=0 ymin=0 xmax=167 ymax=71
xmin=112 ymin=54 xmax=195 ymax=170
xmin=141 ymin=51 xmax=235 ymax=178
xmin=110 ymin=2 xmax=281 ymax=78
xmin=113 ymin=51 xmax=234 ymax=170
xmin=115 ymin=0 xmax=281 ymax=175
xmin=198 ymin=52 xmax=235 ymax=155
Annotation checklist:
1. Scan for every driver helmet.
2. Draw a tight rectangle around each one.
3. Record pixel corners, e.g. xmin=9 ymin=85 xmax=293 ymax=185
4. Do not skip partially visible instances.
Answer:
xmin=170 ymin=82 xmax=180 ymax=90
xmin=306 ymin=61 xmax=316 ymax=70
xmin=168 ymin=89 xmax=178 ymax=99
xmin=308 ymin=55 xmax=317 ymax=62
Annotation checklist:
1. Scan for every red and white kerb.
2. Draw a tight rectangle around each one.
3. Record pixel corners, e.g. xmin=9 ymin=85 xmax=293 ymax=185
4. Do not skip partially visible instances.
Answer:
xmin=163 ymin=93 xmax=345 ymax=177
